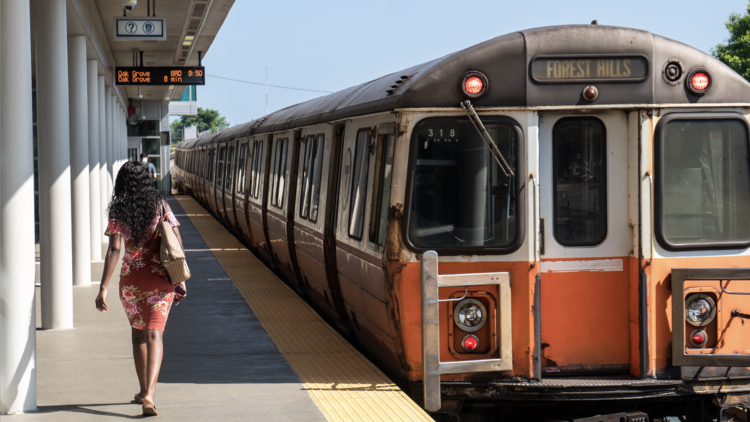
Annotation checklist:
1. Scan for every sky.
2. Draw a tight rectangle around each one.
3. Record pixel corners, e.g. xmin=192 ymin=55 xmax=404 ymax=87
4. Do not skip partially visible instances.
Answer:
xmin=188 ymin=0 xmax=750 ymax=127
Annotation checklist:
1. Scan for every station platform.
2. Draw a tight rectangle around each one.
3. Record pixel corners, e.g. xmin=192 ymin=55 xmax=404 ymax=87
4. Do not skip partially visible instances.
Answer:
xmin=16 ymin=196 xmax=433 ymax=422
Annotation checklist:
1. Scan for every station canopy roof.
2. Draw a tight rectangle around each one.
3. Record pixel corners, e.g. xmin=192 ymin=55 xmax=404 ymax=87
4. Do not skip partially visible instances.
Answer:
xmin=31 ymin=0 xmax=234 ymax=103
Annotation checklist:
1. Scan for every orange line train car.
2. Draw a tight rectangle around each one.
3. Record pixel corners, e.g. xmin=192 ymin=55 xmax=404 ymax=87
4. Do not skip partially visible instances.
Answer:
xmin=173 ymin=25 xmax=750 ymax=421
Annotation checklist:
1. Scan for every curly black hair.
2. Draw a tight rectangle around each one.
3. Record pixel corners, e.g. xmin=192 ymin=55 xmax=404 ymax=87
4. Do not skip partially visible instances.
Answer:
xmin=107 ymin=161 xmax=163 ymax=247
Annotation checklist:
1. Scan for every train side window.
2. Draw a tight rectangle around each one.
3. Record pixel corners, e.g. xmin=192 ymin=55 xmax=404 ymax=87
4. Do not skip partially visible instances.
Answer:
xmin=216 ymin=146 xmax=226 ymax=187
xmin=206 ymin=148 xmax=215 ymax=183
xmin=369 ymin=134 xmax=395 ymax=245
xmin=552 ymin=118 xmax=607 ymax=247
xmin=277 ymin=139 xmax=288 ymax=208
xmin=309 ymin=134 xmax=325 ymax=222
xmin=251 ymin=140 xmax=263 ymax=199
xmin=299 ymin=134 xmax=324 ymax=222
xmin=236 ymin=143 xmax=247 ymax=195
xmin=201 ymin=149 xmax=208 ymax=179
xmin=270 ymin=139 xmax=281 ymax=206
xmin=348 ymin=129 xmax=371 ymax=239
xmin=299 ymin=135 xmax=315 ymax=219
xmin=655 ymin=114 xmax=750 ymax=250
xmin=225 ymin=144 xmax=235 ymax=191
xmin=270 ymin=138 xmax=288 ymax=208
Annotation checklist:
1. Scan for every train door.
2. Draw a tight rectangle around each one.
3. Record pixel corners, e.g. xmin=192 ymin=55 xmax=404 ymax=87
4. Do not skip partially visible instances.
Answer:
xmin=334 ymin=119 xmax=401 ymax=369
xmin=538 ymin=111 xmax=633 ymax=374
xmin=247 ymin=137 xmax=270 ymax=257
xmin=265 ymin=133 xmax=303 ymax=288
xmin=293 ymin=129 xmax=342 ymax=320
xmin=221 ymin=140 xmax=237 ymax=227
xmin=233 ymin=139 xmax=251 ymax=242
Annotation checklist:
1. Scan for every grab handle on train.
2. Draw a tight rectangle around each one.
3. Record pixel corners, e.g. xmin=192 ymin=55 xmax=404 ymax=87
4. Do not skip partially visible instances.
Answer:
xmin=721 ymin=280 xmax=750 ymax=296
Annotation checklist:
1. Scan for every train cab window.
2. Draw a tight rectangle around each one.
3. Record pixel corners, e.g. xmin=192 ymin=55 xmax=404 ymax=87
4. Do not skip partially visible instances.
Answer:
xmin=271 ymin=138 xmax=288 ymax=208
xmin=369 ymin=134 xmax=395 ymax=245
xmin=552 ymin=118 xmax=607 ymax=246
xmin=349 ymin=129 xmax=371 ymax=239
xmin=407 ymin=118 xmax=522 ymax=250
xmin=236 ymin=143 xmax=248 ymax=195
xmin=216 ymin=146 xmax=226 ymax=187
xmin=656 ymin=114 xmax=750 ymax=250
xmin=225 ymin=145 xmax=235 ymax=191
xmin=300 ymin=134 xmax=324 ymax=222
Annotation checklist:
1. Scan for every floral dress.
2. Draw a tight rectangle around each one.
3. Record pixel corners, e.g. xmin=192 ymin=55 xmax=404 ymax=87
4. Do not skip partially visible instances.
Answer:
xmin=105 ymin=209 xmax=181 ymax=331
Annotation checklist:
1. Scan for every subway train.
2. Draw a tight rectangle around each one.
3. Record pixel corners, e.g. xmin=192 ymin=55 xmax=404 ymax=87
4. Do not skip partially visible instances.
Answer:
xmin=174 ymin=25 xmax=750 ymax=421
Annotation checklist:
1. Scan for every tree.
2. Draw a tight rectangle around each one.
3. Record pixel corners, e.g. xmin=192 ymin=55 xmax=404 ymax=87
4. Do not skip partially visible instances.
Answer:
xmin=712 ymin=4 xmax=750 ymax=83
xmin=170 ymin=108 xmax=230 ymax=140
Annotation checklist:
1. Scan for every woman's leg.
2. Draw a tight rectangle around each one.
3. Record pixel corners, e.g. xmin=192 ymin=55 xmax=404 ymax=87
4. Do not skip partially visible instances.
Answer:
xmin=131 ymin=328 xmax=147 ymax=397
xmin=142 ymin=329 xmax=164 ymax=403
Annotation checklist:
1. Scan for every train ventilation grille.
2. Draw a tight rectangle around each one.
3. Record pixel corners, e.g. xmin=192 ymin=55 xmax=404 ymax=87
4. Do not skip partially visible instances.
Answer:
xmin=386 ymin=74 xmax=414 ymax=95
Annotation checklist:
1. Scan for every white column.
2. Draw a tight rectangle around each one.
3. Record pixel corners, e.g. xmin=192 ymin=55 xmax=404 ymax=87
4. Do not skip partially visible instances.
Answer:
xmin=116 ymin=105 xmax=123 ymax=175
xmin=98 ymin=77 xmax=108 ymax=244
xmin=0 ymin=0 xmax=38 ymax=414
xmin=105 ymin=88 xmax=113 ymax=196
xmin=68 ymin=36 xmax=91 ymax=287
xmin=87 ymin=61 xmax=101 ymax=261
xmin=36 ymin=0 xmax=74 ymax=330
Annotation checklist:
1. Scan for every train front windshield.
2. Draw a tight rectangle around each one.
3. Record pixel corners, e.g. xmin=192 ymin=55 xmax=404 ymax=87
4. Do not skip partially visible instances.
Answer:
xmin=409 ymin=121 xmax=518 ymax=249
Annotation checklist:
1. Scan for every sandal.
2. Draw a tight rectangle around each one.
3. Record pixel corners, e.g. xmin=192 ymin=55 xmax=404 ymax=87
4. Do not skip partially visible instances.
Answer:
xmin=132 ymin=393 xmax=144 ymax=404
xmin=142 ymin=398 xmax=158 ymax=416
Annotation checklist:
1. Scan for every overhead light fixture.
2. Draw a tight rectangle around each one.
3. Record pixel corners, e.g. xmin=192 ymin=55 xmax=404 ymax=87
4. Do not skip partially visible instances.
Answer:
xmin=184 ymin=35 xmax=194 ymax=41
xmin=182 ymin=41 xmax=192 ymax=46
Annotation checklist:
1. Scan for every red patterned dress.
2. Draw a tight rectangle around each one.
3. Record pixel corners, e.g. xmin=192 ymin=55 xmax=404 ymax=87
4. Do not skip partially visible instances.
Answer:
xmin=105 ymin=210 xmax=181 ymax=331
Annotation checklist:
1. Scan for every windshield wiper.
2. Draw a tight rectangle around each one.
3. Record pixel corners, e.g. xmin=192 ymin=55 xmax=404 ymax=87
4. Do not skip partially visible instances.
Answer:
xmin=460 ymin=100 xmax=515 ymax=177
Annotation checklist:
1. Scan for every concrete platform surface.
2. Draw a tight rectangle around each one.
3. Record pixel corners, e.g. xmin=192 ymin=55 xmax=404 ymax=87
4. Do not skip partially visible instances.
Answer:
xmin=16 ymin=199 xmax=327 ymax=421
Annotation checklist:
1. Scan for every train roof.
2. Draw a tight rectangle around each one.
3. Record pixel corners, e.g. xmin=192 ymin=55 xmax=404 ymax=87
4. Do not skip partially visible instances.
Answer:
xmin=177 ymin=24 xmax=750 ymax=149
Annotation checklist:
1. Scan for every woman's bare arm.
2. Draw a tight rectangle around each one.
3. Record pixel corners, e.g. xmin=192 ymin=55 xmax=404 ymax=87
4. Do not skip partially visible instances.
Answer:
xmin=95 ymin=233 xmax=122 ymax=312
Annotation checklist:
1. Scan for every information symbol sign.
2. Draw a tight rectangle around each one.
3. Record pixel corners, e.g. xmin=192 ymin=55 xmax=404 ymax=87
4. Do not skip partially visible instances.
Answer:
xmin=125 ymin=22 xmax=137 ymax=34
xmin=143 ymin=22 xmax=155 ymax=34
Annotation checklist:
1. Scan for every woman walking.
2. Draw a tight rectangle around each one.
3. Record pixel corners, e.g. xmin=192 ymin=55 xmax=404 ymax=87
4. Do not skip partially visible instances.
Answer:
xmin=95 ymin=161 xmax=187 ymax=416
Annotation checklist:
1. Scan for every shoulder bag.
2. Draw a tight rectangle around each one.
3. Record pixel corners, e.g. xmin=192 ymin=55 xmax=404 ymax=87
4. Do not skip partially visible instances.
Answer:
xmin=158 ymin=201 xmax=191 ymax=284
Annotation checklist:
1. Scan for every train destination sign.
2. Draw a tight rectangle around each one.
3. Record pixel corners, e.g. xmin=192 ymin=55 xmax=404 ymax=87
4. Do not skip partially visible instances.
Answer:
xmin=531 ymin=56 xmax=648 ymax=82
xmin=115 ymin=67 xmax=206 ymax=86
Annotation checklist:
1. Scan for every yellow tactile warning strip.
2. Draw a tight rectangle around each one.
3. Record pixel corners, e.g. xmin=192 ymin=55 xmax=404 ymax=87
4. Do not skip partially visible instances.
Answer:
xmin=175 ymin=196 xmax=434 ymax=422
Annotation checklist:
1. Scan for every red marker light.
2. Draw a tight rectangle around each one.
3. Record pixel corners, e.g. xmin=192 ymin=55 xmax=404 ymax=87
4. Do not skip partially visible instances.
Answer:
xmin=691 ymin=73 xmax=709 ymax=91
xmin=462 ymin=335 xmax=479 ymax=352
xmin=691 ymin=331 xmax=706 ymax=346
xmin=465 ymin=76 xmax=483 ymax=95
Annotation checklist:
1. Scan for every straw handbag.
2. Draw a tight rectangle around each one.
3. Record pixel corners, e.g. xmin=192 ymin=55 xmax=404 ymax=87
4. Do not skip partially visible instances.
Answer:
xmin=158 ymin=201 xmax=191 ymax=284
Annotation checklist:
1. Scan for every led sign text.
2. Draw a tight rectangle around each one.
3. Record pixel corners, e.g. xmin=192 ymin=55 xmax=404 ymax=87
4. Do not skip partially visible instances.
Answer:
xmin=115 ymin=67 xmax=206 ymax=86
xmin=531 ymin=57 xmax=648 ymax=82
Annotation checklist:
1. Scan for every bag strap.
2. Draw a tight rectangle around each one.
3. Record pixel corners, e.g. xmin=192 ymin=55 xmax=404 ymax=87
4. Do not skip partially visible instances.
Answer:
xmin=160 ymin=199 xmax=167 ymax=222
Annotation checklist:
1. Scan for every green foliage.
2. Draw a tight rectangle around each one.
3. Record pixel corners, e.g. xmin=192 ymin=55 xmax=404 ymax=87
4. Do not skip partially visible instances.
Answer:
xmin=170 ymin=108 xmax=230 ymax=139
xmin=712 ymin=4 xmax=750 ymax=82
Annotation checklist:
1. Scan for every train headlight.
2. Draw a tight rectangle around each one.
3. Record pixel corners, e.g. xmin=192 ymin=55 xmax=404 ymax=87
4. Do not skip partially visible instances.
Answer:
xmin=460 ymin=71 xmax=488 ymax=98
xmin=685 ymin=294 xmax=716 ymax=327
xmin=454 ymin=299 xmax=487 ymax=332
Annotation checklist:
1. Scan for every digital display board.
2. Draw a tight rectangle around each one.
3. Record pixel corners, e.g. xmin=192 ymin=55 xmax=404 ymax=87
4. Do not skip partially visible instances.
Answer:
xmin=531 ymin=56 xmax=648 ymax=83
xmin=115 ymin=67 xmax=205 ymax=86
